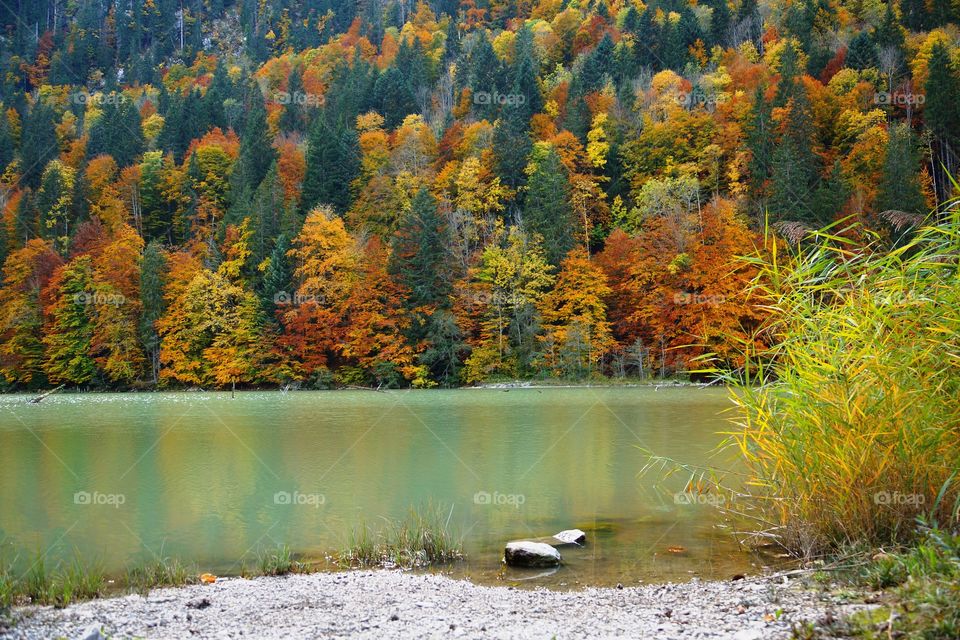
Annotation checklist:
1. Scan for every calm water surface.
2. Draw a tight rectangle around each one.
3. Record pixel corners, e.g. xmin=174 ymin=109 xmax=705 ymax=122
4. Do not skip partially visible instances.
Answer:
xmin=0 ymin=387 xmax=777 ymax=588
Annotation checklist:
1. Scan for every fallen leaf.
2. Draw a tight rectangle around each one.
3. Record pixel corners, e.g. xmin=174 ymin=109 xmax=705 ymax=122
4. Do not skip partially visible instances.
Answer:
xmin=200 ymin=573 xmax=217 ymax=584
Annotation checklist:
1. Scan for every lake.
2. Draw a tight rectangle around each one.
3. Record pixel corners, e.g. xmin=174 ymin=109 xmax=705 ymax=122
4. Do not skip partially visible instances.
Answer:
xmin=0 ymin=387 xmax=775 ymax=588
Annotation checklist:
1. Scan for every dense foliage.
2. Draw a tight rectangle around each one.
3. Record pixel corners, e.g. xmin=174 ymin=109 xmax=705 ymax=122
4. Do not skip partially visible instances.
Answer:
xmin=0 ymin=0 xmax=957 ymax=388
xmin=729 ymin=212 xmax=960 ymax=555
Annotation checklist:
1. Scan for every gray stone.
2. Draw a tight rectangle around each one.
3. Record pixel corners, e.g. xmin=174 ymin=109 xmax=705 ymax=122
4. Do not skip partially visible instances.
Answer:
xmin=75 ymin=623 xmax=105 ymax=640
xmin=552 ymin=529 xmax=587 ymax=545
xmin=503 ymin=541 xmax=562 ymax=567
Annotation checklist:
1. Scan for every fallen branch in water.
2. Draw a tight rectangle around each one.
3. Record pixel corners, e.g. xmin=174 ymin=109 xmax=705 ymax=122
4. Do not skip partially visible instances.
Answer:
xmin=28 ymin=384 xmax=65 ymax=404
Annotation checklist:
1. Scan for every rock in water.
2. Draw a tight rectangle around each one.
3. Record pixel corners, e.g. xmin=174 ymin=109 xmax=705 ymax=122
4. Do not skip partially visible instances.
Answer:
xmin=552 ymin=529 xmax=586 ymax=546
xmin=504 ymin=541 xmax=562 ymax=567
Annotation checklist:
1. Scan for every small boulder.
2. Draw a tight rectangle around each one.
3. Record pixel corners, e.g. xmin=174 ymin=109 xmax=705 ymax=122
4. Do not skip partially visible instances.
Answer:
xmin=552 ymin=529 xmax=586 ymax=546
xmin=504 ymin=541 xmax=562 ymax=567
xmin=75 ymin=624 xmax=106 ymax=640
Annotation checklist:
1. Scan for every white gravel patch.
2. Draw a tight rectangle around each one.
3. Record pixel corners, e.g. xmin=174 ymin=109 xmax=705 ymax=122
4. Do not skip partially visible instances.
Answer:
xmin=2 ymin=570 xmax=867 ymax=639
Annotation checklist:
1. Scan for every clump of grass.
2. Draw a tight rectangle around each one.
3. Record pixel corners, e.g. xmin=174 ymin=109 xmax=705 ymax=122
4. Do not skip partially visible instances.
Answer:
xmin=124 ymin=557 xmax=193 ymax=593
xmin=0 ymin=556 xmax=15 ymax=610
xmin=51 ymin=557 xmax=105 ymax=607
xmin=0 ymin=552 xmax=105 ymax=608
xmin=257 ymin=544 xmax=303 ymax=576
xmin=843 ymin=523 xmax=960 ymax=640
xmin=726 ymin=211 xmax=960 ymax=556
xmin=336 ymin=504 xmax=464 ymax=569
xmin=23 ymin=556 xmax=53 ymax=605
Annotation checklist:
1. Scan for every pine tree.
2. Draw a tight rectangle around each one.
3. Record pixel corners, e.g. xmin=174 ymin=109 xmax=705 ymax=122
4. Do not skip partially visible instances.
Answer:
xmin=234 ymin=84 xmax=276 ymax=193
xmin=0 ymin=108 xmax=14 ymax=175
xmin=208 ymin=60 xmax=232 ymax=128
xmin=523 ymin=145 xmax=575 ymax=265
xmin=924 ymin=42 xmax=960 ymax=148
xmin=389 ymin=188 xmax=451 ymax=310
xmin=708 ymin=0 xmax=731 ymax=48
xmin=877 ymin=124 xmax=926 ymax=215
xmin=300 ymin=113 xmax=360 ymax=215
xmin=86 ymin=94 xmax=145 ymax=167
xmin=260 ymin=233 xmax=292 ymax=315
xmin=493 ymin=104 xmax=533 ymax=193
xmin=280 ymin=65 xmax=309 ymax=134
xmin=373 ymin=65 xmax=418 ymax=129
xmin=846 ymin=32 xmax=878 ymax=70
xmin=745 ymin=84 xmax=774 ymax=214
xmin=20 ymin=102 xmax=59 ymax=189
xmin=139 ymin=240 xmax=167 ymax=384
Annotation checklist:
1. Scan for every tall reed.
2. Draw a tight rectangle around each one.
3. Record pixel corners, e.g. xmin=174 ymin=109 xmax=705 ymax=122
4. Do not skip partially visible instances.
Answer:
xmin=726 ymin=209 xmax=960 ymax=556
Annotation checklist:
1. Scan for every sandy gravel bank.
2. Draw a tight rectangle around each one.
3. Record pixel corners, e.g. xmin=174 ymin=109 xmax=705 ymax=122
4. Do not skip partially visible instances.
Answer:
xmin=3 ymin=570 xmax=870 ymax=640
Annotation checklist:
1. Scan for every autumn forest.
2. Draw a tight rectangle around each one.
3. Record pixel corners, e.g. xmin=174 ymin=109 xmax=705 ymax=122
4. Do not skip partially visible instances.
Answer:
xmin=0 ymin=0 xmax=957 ymax=390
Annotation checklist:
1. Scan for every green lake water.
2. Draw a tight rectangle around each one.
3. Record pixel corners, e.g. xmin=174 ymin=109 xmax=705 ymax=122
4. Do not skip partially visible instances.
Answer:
xmin=0 ymin=387 xmax=777 ymax=588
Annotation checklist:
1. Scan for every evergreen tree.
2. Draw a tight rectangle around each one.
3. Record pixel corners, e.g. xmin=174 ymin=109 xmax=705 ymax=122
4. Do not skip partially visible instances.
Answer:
xmin=279 ymin=65 xmax=309 ymax=134
xmin=877 ymin=124 xmax=927 ymax=215
xmin=203 ymin=59 xmax=231 ymax=131
xmin=260 ymin=233 xmax=292 ymax=316
xmin=769 ymin=77 xmax=821 ymax=225
xmin=20 ymin=102 xmax=59 ymax=189
xmin=708 ymin=0 xmax=732 ymax=47
xmin=846 ymin=32 xmax=878 ymax=70
xmin=493 ymin=103 xmax=533 ymax=194
xmin=0 ymin=108 xmax=14 ymax=174
xmin=873 ymin=1 xmax=905 ymax=55
xmin=389 ymin=188 xmax=452 ymax=310
xmin=746 ymin=84 xmax=774 ymax=213
xmin=924 ymin=42 xmax=960 ymax=148
xmin=234 ymin=84 xmax=276 ymax=193
xmin=373 ymin=65 xmax=418 ymax=129
xmin=508 ymin=27 xmax=543 ymax=123
xmin=86 ymin=94 xmax=145 ymax=167
xmin=300 ymin=113 xmax=360 ymax=215
xmin=523 ymin=145 xmax=575 ymax=265
xmin=139 ymin=241 xmax=167 ymax=384
xmin=466 ymin=33 xmax=503 ymax=120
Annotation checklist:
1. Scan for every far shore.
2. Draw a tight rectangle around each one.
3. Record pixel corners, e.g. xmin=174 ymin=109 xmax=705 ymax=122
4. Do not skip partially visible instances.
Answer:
xmin=2 ymin=378 xmax=721 ymax=397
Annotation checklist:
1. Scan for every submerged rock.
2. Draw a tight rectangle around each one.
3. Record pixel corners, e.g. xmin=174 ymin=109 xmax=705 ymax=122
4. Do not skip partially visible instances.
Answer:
xmin=504 ymin=541 xmax=562 ymax=567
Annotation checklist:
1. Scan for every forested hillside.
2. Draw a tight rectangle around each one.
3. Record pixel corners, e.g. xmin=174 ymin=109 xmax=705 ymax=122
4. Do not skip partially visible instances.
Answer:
xmin=0 ymin=0 xmax=956 ymax=389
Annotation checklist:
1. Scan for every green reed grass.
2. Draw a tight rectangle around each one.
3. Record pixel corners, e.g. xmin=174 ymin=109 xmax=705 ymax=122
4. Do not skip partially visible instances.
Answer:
xmin=723 ymin=208 xmax=960 ymax=556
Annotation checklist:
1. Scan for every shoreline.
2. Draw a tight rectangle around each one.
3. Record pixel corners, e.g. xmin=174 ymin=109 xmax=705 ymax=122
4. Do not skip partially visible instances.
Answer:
xmin=0 ymin=379 xmax=718 ymax=397
xmin=2 ymin=569 xmax=870 ymax=640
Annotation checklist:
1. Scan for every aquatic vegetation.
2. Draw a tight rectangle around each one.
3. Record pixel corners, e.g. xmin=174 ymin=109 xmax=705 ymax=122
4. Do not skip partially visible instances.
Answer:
xmin=335 ymin=504 xmax=464 ymax=569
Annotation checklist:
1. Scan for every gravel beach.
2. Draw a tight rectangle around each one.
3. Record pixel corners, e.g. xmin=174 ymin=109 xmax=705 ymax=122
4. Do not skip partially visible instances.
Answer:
xmin=2 ymin=570 xmax=870 ymax=639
